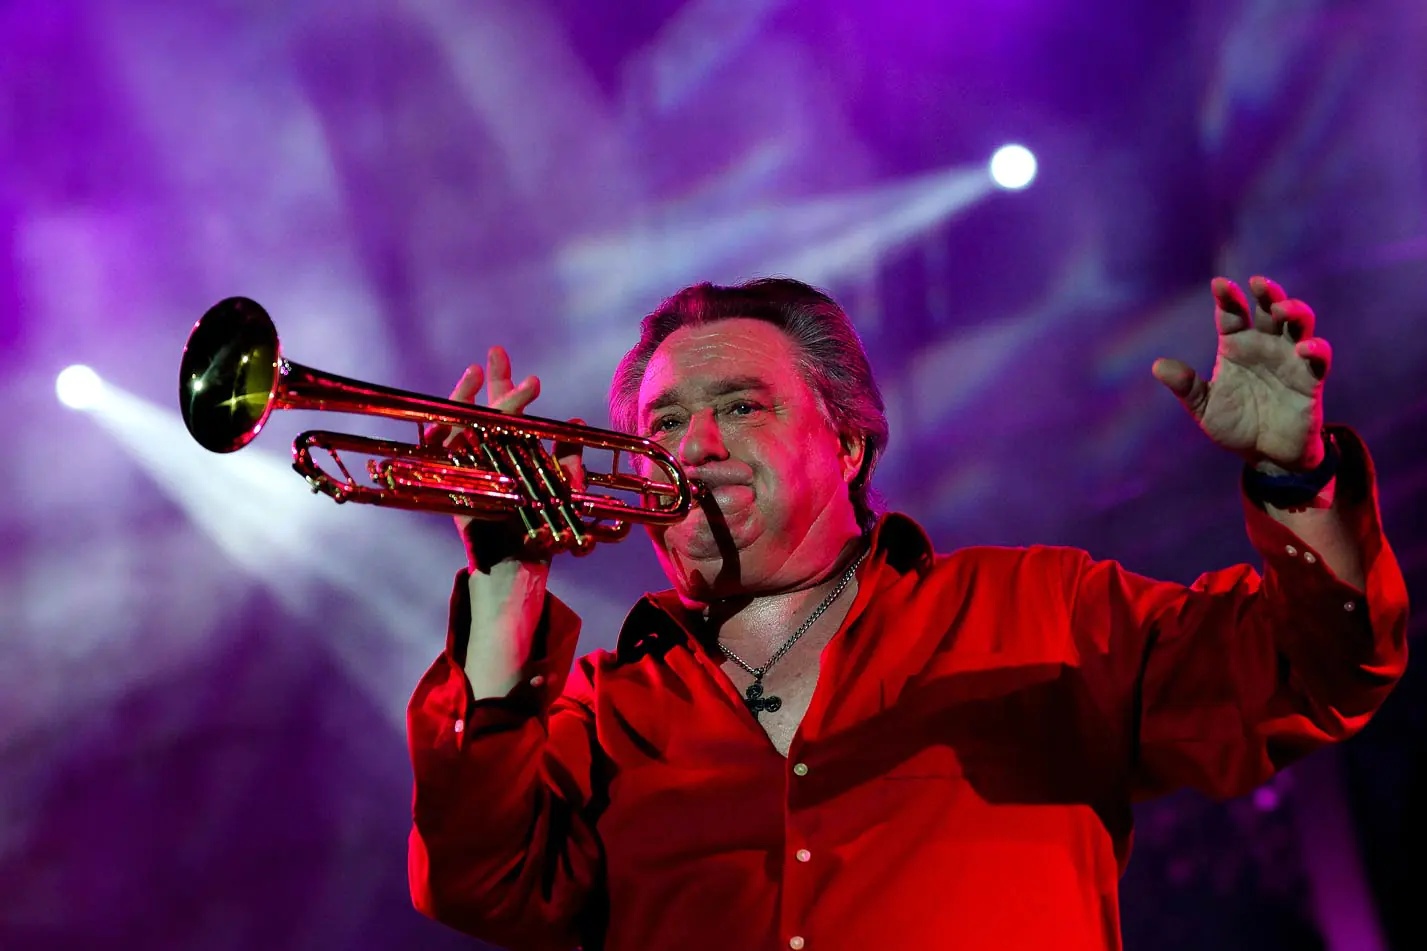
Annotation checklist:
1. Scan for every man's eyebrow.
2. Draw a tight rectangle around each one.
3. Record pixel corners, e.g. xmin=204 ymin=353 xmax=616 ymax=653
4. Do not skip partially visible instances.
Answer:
xmin=642 ymin=376 xmax=772 ymax=417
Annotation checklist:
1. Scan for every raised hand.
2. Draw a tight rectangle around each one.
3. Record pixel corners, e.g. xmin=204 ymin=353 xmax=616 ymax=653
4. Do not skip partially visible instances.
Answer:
xmin=1153 ymin=276 xmax=1331 ymax=472
xmin=429 ymin=347 xmax=541 ymax=438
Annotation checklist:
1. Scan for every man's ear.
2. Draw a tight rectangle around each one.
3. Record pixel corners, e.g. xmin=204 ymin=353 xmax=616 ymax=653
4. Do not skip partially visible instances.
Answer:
xmin=839 ymin=431 xmax=867 ymax=486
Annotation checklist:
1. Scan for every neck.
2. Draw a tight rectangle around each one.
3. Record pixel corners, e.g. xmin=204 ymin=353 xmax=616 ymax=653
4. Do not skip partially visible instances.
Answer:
xmin=693 ymin=535 xmax=865 ymax=652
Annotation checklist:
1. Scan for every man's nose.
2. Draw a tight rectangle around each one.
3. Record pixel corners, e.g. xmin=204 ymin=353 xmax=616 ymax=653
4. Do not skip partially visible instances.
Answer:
xmin=678 ymin=409 xmax=729 ymax=467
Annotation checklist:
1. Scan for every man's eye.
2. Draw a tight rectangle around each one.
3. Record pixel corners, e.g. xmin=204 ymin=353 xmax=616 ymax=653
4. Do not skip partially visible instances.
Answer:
xmin=729 ymin=401 xmax=760 ymax=416
xmin=650 ymin=416 xmax=683 ymax=434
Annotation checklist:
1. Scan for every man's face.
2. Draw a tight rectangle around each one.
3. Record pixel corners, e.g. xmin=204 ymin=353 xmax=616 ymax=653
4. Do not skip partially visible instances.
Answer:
xmin=635 ymin=318 xmax=864 ymax=599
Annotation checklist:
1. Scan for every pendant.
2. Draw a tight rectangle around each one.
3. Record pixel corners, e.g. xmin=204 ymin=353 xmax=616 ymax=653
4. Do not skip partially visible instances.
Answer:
xmin=743 ymin=680 xmax=782 ymax=716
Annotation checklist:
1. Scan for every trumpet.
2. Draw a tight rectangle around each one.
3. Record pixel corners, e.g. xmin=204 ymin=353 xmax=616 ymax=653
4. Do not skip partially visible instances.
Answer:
xmin=178 ymin=297 xmax=697 ymax=556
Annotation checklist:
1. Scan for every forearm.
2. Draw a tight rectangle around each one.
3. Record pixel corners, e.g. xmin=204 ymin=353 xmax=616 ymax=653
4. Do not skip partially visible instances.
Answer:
xmin=408 ymin=572 xmax=597 ymax=943
xmin=409 ymin=709 xmax=587 ymax=945
xmin=1236 ymin=427 xmax=1408 ymax=748
xmin=408 ymin=668 xmax=599 ymax=948
xmin=463 ymin=559 xmax=552 ymax=700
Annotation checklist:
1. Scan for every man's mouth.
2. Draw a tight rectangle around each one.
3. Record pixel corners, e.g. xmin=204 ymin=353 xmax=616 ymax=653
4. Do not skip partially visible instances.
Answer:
xmin=706 ymin=484 xmax=753 ymax=509
xmin=678 ymin=467 xmax=754 ymax=523
xmin=687 ymin=464 xmax=753 ymax=490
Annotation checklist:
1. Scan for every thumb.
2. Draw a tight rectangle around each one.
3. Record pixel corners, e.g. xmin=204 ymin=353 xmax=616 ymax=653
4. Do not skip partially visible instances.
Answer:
xmin=1152 ymin=358 xmax=1208 ymax=416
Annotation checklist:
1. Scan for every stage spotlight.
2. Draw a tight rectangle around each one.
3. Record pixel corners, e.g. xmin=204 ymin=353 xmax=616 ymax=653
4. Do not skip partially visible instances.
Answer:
xmin=989 ymin=145 xmax=1037 ymax=190
xmin=56 ymin=365 xmax=104 ymax=410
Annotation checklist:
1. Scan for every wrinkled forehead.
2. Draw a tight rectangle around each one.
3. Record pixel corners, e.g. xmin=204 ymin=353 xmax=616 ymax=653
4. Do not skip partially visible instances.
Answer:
xmin=636 ymin=319 xmax=804 ymax=411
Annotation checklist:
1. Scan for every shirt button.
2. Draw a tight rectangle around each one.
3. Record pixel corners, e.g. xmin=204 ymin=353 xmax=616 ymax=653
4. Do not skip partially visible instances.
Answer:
xmin=789 ymin=937 xmax=805 ymax=950
xmin=453 ymin=719 xmax=465 ymax=734
xmin=796 ymin=849 xmax=812 ymax=863
xmin=1303 ymin=552 xmax=1317 ymax=564
xmin=529 ymin=675 xmax=546 ymax=688
xmin=792 ymin=762 xmax=809 ymax=777
xmin=1285 ymin=545 xmax=1298 ymax=557
xmin=1344 ymin=601 xmax=1357 ymax=612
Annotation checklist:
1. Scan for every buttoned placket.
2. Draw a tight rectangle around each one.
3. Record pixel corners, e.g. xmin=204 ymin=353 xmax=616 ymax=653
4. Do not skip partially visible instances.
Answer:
xmin=777 ymin=555 xmax=882 ymax=951
xmin=645 ymin=552 xmax=882 ymax=951
xmin=665 ymin=614 xmax=819 ymax=947
xmin=783 ymin=752 xmax=816 ymax=951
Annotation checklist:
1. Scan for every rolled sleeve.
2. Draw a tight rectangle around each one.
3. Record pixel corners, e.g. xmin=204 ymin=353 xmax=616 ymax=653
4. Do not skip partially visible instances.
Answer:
xmin=1076 ymin=426 xmax=1407 ymax=802
xmin=1240 ymin=426 xmax=1409 ymax=741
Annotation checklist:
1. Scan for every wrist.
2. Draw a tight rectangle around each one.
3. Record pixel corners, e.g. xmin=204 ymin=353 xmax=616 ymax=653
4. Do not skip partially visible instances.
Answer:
xmin=1244 ymin=432 xmax=1340 ymax=510
xmin=462 ymin=514 xmax=547 ymax=574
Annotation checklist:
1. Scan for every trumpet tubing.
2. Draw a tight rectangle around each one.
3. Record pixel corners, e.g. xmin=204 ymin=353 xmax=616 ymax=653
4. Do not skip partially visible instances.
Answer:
xmin=179 ymin=297 xmax=696 ymax=557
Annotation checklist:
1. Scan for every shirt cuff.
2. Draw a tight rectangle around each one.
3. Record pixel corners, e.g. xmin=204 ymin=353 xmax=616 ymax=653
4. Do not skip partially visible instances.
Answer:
xmin=1241 ymin=424 xmax=1380 ymax=609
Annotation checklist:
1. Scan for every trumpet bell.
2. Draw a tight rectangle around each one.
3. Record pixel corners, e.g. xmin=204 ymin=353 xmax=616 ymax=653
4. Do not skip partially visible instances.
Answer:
xmin=180 ymin=297 xmax=281 ymax=453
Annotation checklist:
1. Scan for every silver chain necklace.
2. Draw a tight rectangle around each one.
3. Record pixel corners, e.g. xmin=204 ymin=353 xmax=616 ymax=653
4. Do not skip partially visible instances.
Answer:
xmin=719 ymin=548 xmax=867 ymax=717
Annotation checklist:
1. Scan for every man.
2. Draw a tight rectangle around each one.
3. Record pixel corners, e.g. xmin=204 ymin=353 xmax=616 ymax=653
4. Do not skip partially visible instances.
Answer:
xmin=406 ymin=277 xmax=1408 ymax=951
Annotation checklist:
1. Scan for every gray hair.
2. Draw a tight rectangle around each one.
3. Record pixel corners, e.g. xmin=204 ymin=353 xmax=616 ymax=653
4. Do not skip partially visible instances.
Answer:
xmin=608 ymin=278 xmax=888 ymax=533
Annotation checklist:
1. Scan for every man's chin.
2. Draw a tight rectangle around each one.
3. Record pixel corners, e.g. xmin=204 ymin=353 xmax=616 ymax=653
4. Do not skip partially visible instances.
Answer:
xmin=666 ymin=524 xmax=737 ymax=563
xmin=658 ymin=512 xmax=760 ymax=571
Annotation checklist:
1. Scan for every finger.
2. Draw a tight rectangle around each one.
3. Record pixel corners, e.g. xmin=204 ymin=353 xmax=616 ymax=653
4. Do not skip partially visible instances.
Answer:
xmin=442 ymin=428 xmax=481 ymax=464
xmin=492 ymin=374 xmax=540 ymax=415
xmin=1212 ymin=277 xmax=1252 ymax=335
xmin=425 ymin=364 xmax=485 ymax=446
xmin=1152 ymin=357 xmax=1209 ymax=417
xmin=554 ymin=418 xmax=587 ymax=492
xmin=486 ymin=346 xmax=515 ymax=404
xmin=1248 ymin=275 xmax=1289 ymax=333
xmin=1295 ymin=337 xmax=1333 ymax=380
xmin=1270 ymin=299 xmax=1316 ymax=342
xmin=451 ymin=363 xmax=485 ymax=402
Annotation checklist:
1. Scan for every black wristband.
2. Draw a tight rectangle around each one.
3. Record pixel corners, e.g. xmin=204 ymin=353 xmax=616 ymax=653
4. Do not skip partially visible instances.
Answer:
xmin=1243 ymin=432 xmax=1341 ymax=510
xmin=464 ymin=515 xmax=535 ymax=574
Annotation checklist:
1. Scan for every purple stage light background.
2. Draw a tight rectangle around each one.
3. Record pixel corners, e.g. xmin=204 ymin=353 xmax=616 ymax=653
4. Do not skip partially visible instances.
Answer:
xmin=1 ymin=1 xmax=1423 ymax=949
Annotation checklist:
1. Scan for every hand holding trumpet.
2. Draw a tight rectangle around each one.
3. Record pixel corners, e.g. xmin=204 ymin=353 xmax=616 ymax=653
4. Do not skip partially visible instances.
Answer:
xmin=425 ymin=346 xmax=588 ymax=572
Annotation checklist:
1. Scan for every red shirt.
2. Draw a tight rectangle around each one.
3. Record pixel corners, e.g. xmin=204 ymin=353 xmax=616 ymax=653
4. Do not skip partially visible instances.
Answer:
xmin=407 ymin=428 xmax=1407 ymax=951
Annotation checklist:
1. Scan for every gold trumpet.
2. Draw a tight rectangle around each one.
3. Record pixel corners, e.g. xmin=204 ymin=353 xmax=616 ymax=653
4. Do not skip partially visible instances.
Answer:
xmin=179 ymin=297 xmax=697 ymax=556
